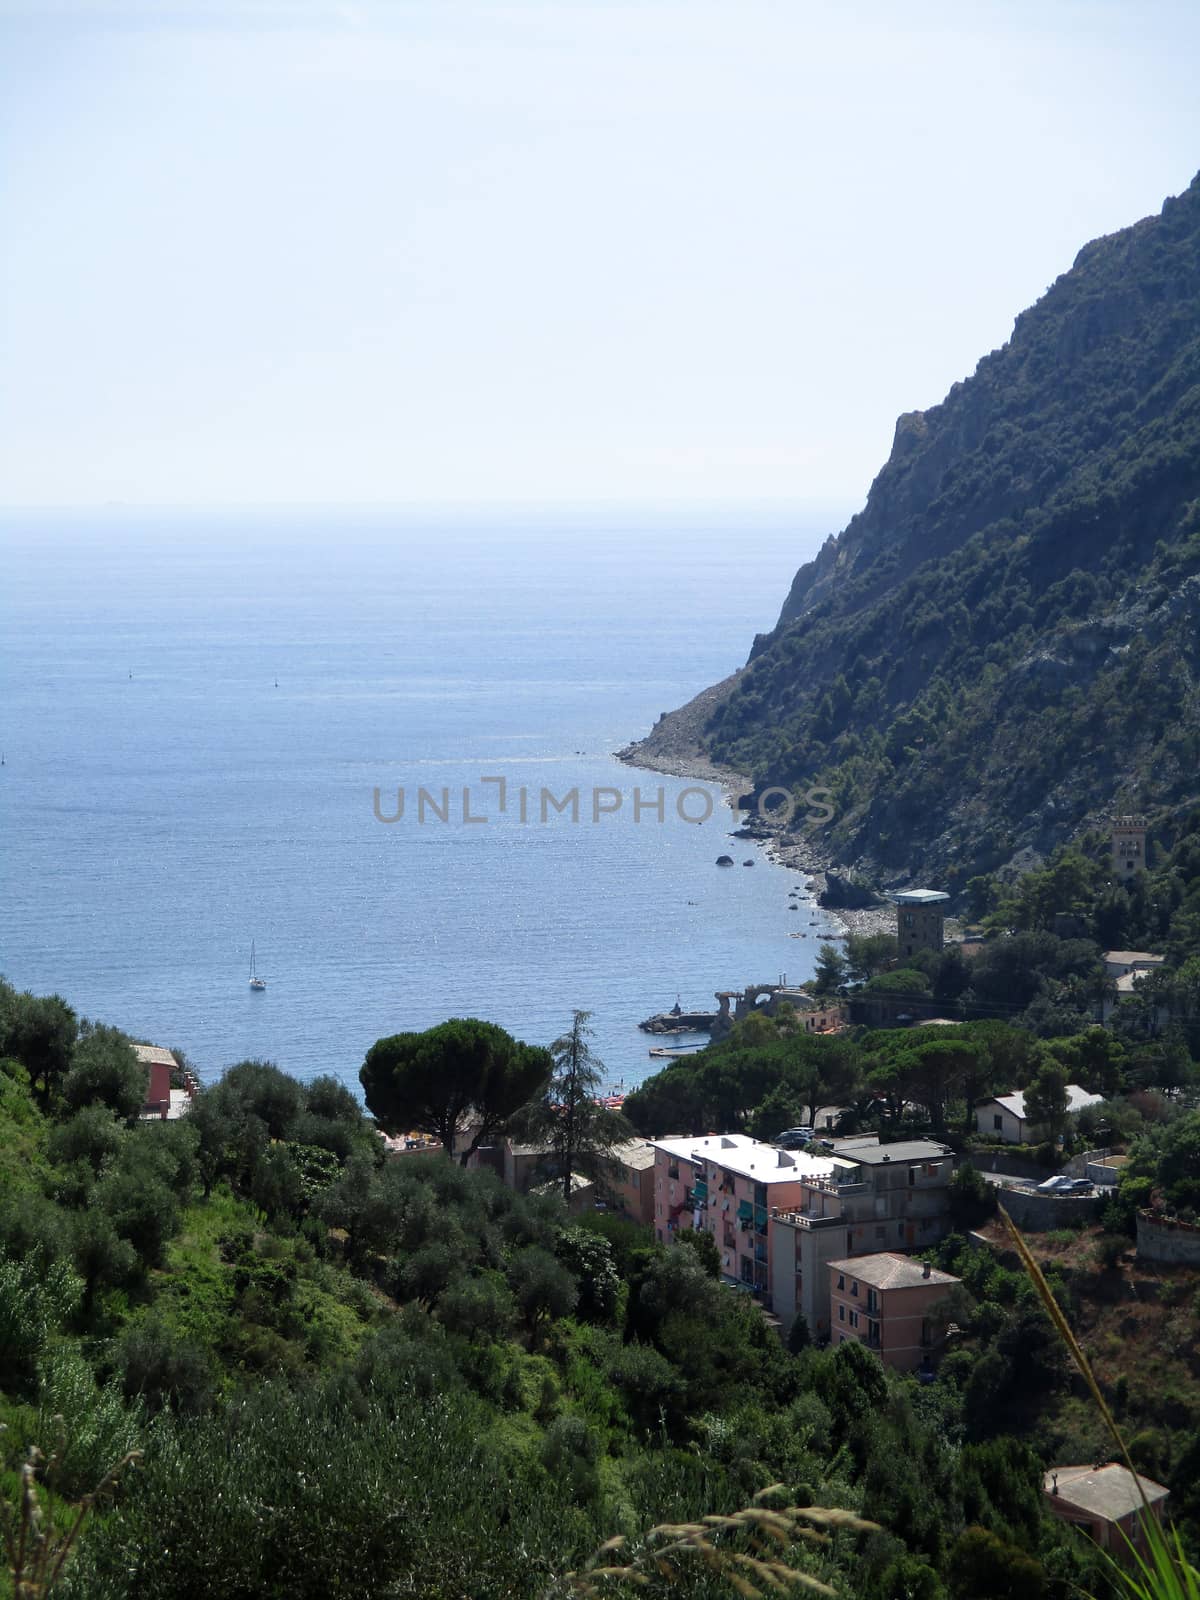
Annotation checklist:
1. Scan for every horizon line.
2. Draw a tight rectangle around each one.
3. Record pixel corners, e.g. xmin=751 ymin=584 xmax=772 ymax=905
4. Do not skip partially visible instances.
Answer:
xmin=0 ymin=495 xmax=858 ymax=517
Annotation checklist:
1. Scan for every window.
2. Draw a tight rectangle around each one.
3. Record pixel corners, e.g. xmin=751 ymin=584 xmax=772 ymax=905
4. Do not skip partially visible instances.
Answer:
xmin=908 ymin=1167 xmax=918 ymax=1186
xmin=851 ymin=1280 xmax=858 ymax=1297
xmin=838 ymin=1305 xmax=845 ymax=1322
xmin=993 ymin=1113 xmax=1003 ymax=1131
xmin=875 ymin=1225 xmax=885 ymax=1240
xmin=850 ymin=1311 xmax=859 ymax=1329
xmin=836 ymin=1273 xmax=845 ymax=1290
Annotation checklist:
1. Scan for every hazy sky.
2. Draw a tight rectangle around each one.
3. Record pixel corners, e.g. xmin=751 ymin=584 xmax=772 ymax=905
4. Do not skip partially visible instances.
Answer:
xmin=2 ymin=0 xmax=1198 ymax=509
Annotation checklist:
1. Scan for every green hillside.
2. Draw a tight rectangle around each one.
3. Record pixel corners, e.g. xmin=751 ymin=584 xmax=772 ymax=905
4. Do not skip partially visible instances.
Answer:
xmin=6 ymin=980 xmax=1189 ymax=1599
xmin=632 ymin=173 xmax=1200 ymax=890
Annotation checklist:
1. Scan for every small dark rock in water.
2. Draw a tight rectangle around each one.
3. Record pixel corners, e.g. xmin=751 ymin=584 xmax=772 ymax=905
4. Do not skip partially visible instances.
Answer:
xmin=716 ymin=855 xmax=734 ymax=867
xmin=743 ymin=859 xmax=754 ymax=866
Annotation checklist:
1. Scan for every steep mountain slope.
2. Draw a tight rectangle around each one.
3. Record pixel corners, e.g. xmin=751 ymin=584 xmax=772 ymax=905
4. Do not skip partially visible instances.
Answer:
xmin=629 ymin=174 xmax=1200 ymax=892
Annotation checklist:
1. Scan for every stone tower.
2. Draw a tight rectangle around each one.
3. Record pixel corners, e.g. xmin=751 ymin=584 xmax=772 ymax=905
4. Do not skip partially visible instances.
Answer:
xmin=1111 ymin=815 xmax=1148 ymax=882
xmin=893 ymin=889 xmax=949 ymax=960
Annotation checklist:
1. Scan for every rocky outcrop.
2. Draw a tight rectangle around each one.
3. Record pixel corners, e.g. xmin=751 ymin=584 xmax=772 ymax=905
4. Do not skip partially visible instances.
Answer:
xmin=818 ymin=873 xmax=884 ymax=911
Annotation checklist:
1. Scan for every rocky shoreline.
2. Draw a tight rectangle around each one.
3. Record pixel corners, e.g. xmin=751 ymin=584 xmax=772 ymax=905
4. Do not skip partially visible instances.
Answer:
xmin=615 ymin=722 xmax=895 ymax=943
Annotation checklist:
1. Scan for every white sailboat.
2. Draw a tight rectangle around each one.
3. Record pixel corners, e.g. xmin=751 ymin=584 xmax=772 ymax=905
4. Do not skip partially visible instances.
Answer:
xmin=249 ymin=941 xmax=267 ymax=991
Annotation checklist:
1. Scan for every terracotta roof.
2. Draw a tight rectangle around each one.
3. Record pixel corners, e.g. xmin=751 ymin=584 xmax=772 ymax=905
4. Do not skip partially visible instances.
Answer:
xmin=610 ymin=1140 xmax=657 ymax=1171
xmin=827 ymin=1252 xmax=960 ymax=1291
xmin=132 ymin=1043 xmax=178 ymax=1068
xmin=1045 ymin=1464 xmax=1169 ymax=1522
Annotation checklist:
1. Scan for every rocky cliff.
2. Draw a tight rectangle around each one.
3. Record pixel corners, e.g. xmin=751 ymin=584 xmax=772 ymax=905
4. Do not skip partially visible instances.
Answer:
xmin=626 ymin=173 xmax=1200 ymax=893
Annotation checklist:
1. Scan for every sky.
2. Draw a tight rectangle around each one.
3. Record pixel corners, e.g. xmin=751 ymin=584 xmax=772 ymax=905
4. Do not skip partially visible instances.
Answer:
xmin=1 ymin=0 xmax=1198 ymax=510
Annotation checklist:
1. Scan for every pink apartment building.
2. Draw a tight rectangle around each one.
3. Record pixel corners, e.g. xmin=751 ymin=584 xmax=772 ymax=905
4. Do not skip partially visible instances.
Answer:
xmin=651 ymin=1134 xmax=839 ymax=1291
xmin=827 ymin=1252 xmax=960 ymax=1371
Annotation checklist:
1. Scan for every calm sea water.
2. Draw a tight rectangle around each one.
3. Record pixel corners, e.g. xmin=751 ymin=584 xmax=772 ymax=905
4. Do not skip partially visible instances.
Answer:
xmin=0 ymin=507 xmax=841 ymax=1092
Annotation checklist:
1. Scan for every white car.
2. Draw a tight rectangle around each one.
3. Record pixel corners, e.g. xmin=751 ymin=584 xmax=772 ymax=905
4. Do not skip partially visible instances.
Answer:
xmin=1036 ymin=1175 xmax=1075 ymax=1194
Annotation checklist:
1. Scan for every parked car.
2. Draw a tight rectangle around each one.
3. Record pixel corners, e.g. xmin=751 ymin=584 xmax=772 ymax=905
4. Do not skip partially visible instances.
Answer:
xmin=1036 ymin=1175 xmax=1075 ymax=1194
xmin=1067 ymin=1178 xmax=1095 ymax=1195
xmin=775 ymin=1127 xmax=815 ymax=1148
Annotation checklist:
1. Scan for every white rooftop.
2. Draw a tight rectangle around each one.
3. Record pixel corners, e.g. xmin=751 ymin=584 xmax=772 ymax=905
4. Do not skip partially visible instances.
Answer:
xmin=651 ymin=1133 xmax=837 ymax=1184
xmin=892 ymin=889 xmax=950 ymax=905
xmin=987 ymin=1085 xmax=1104 ymax=1121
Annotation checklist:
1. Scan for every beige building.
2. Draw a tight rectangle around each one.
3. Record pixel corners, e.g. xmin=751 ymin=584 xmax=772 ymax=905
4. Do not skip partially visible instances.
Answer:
xmin=827 ymin=1252 xmax=960 ymax=1371
xmin=892 ymin=889 xmax=949 ymax=960
xmin=1104 ymin=949 xmax=1166 ymax=980
xmin=1044 ymin=1464 xmax=1169 ymax=1561
xmin=769 ymin=1136 xmax=954 ymax=1341
xmin=1111 ymin=816 xmax=1148 ymax=882
xmin=1101 ymin=952 xmax=1168 ymax=1024
xmin=606 ymin=1139 xmax=657 ymax=1226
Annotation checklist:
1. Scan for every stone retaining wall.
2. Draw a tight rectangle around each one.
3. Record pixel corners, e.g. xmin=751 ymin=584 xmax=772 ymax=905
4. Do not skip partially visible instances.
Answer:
xmin=1137 ymin=1210 xmax=1200 ymax=1265
xmin=999 ymin=1188 xmax=1101 ymax=1232
xmin=969 ymin=1149 xmax=1051 ymax=1182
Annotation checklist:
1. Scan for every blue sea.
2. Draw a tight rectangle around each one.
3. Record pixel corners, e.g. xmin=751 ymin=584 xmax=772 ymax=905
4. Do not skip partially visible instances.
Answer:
xmin=0 ymin=507 xmax=841 ymax=1093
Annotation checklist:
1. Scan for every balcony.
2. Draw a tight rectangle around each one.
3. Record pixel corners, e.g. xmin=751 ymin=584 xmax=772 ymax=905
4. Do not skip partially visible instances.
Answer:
xmin=803 ymin=1173 xmax=869 ymax=1197
xmin=737 ymin=1199 xmax=754 ymax=1221
xmin=772 ymin=1207 xmax=846 ymax=1231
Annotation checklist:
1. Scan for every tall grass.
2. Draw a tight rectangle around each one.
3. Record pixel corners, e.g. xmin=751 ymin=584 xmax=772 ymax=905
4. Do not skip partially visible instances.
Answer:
xmin=563 ymin=1484 xmax=879 ymax=1598
xmin=0 ymin=1424 xmax=139 ymax=1599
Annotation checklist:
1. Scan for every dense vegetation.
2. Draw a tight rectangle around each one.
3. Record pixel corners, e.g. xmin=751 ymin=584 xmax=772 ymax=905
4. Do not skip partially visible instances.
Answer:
xmin=6 ymin=981 xmax=1196 ymax=1597
xmin=624 ymin=998 xmax=1200 ymax=1519
xmin=636 ymin=172 xmax=1200 ymax=886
